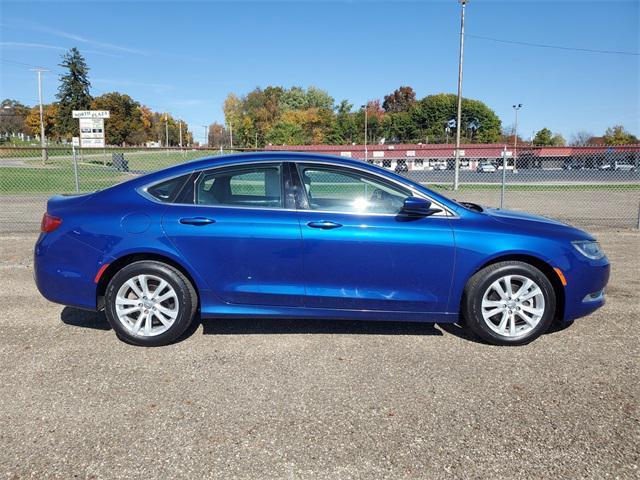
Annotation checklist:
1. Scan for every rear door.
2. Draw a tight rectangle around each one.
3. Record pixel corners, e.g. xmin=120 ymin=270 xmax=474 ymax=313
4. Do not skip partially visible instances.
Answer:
xmin=292 ymin=162 xmax=455 ymax=312
xmin=161 ymin=162 xmax=304 ymax=307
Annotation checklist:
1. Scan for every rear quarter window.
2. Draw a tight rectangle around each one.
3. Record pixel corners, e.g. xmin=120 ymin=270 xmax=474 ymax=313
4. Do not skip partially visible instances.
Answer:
xmin=146 ymin=174 xmax=190 ymax=203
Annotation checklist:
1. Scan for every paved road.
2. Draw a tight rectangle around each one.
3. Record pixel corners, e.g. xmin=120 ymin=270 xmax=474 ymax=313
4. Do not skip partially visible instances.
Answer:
xmin=0 ymin=229 xmax=637 ymax=479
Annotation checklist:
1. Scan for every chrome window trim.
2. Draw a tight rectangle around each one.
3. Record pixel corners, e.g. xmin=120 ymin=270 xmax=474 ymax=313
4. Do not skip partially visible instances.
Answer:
xmin=137 ymin=158 xmax=458 ymax=218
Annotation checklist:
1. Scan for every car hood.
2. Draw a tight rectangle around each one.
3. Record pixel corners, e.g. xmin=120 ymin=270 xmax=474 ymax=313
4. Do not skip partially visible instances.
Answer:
xmin=483 ymin=207 xmax=594 ymax=241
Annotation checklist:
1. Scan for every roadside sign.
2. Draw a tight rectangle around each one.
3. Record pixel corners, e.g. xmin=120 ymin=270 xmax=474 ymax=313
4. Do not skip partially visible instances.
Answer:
xmin=72 ymin=110 xmax=110 ymax=119
xmin=454 ymin=149 xmax=465 ymax=157
xmin=501 ymin=151 xmax=513 ymax=157
xmin=72 ymin=137 xmax=80 ymax=147
xmin=74 ymin=110 xmax=109 ymax=148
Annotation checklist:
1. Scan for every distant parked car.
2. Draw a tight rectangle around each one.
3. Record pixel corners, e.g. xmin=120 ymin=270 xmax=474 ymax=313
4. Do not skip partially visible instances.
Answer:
xmin=394 ymin=161 xmax=409 ymax=173
xmin=563 ymin=159 xmax=585 ymax=170
xmin=598 ymin=161 xmax=636 ymax=172
xmin=478 ymin=162 xmax=497 ymax=173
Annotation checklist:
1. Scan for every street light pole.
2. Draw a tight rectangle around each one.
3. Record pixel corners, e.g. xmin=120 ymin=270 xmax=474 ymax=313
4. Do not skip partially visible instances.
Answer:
xmin=453 ymin=0 xmax=468 ymax=190
xmin=512 ymin=104 xmax=522 ymax=171
xmin=178 ymin=119 xmax=183 ymax=148
xmin=202 ymin=125 xmax=208 ymax=147
xmin=31 ymin=68 xmax=49 ymax=165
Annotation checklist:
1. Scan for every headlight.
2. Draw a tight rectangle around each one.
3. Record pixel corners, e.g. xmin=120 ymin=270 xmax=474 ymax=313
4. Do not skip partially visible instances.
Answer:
xmin=572 ymin=240 xmax=605 ymax=260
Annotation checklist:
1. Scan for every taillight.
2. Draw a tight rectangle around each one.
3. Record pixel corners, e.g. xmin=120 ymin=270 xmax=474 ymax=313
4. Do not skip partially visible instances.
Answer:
xmin=41 ymin=213 xmax=62 ymax=233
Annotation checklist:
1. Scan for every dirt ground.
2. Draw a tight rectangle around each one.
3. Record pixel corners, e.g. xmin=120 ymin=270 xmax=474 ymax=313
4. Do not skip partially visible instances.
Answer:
xmin=0 ymin=228 xmax=638 ymax=479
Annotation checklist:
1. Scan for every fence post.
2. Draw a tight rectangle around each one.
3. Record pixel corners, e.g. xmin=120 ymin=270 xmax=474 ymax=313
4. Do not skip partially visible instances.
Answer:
xmin=637 ymin=198 xmax=640 ymax=230
xmin=500 ymin=146 xmax=507 ymax=209
xmin=72 ymin=145 xmax=80 ymax=193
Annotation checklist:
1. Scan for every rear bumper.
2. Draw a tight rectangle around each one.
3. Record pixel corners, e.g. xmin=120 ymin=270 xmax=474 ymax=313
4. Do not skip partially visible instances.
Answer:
xmin=34 ymin=232 xmax=108 ymax=311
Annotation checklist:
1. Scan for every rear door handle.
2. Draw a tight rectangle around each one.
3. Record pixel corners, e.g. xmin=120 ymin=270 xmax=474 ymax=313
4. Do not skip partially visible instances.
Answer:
xmin=307 ymin=221 xmax=342 ymax=230
xmin=179 ymin=217 xmax=216 ymax=226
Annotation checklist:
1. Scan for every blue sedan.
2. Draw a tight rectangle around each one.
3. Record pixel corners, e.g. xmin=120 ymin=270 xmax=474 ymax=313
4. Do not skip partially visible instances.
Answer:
xmin=34 ymin=153 xmax=610 ymax=346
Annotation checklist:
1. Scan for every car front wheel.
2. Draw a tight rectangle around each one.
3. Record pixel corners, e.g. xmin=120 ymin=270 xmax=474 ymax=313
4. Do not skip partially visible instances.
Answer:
xmin=462 ymin=261 xmax=556 ymax=345
xmin=104 ymin=260 xmax=197 ymax=346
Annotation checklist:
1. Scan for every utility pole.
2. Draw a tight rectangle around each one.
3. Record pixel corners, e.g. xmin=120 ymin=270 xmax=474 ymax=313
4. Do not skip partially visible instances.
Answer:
xmin=164 ymin=113 xmax=169 ymax=149
xmin=512 ymin=104 xmax=522 ymax=171
xmin=31 ymin=68 xmax=49 ymax=165
xmin=453 ymin=0 xmax=468 ymax=190
xmin=361 ymin=104 xmax=368 ymax=162
xmin=229 ymin=122 xmax=233 ymax=149
xmin=178 ymin=119 xmax=183 ymax=148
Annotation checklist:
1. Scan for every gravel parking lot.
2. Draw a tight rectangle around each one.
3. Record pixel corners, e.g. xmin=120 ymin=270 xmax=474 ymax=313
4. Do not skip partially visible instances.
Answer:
xmin=0 ymin=229 xmax=638 ymax=479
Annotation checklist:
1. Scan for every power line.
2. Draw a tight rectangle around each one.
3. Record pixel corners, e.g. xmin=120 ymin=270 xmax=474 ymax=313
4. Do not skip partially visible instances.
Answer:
xmin=1 ymin=58 xmax=58 ymax=70
xmin=466 ymin=34 xmax=640 ymax=56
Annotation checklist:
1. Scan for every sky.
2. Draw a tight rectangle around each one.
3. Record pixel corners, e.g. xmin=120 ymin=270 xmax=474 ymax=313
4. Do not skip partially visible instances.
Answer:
xmin=1 ymin=0 xmax=638 ymax=144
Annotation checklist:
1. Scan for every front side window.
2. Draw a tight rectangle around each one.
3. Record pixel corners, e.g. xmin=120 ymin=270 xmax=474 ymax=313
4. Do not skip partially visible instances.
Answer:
xmin=196 ymin=165 xmax=282 ymax=208
xmin=297 ymin=165 xmax=410 ymax=214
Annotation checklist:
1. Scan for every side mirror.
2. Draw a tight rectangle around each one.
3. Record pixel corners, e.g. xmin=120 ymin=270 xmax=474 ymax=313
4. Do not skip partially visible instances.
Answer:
xmin=401 ymin=197 xmax=438 ymax=216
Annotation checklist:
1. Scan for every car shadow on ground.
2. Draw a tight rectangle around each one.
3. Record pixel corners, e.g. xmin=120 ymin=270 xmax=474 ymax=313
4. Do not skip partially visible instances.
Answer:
xmin=60 ymin=307 xmax=572 ymax=344
xmin=61 ymin=307 xmax=111 ymax=331
xmin=200 ymin=317 xmax=445 ymax=337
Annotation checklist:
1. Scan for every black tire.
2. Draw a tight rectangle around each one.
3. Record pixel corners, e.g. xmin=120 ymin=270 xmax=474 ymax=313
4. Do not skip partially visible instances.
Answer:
xmin=104 ymin=260 xmax=198 ymax=347
xmin=462 ymin=261 xmax=556 ymax=346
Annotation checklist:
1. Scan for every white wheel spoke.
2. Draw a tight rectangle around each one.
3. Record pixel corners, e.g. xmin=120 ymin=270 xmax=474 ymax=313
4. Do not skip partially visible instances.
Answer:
xmin=490 ymin=280 xmax=508 ymax=300
xmin=503 ymin=276 xmax=513 ymax=298
xmin=156 ymin=304 xmax=178 ymax=319
xmin=144 ymin=312 xmax=152 ymax=335
xmin=521 ymin=305 xmax=544 ymax=317
xmin=521 ymin=287 xmax=542 ymax=301
xmin=116 ymin=297 xmax=139 ymax=307
xmin=482 ymin=299 xmax=504 ymax=309
xmin=153 ymin=310 xmax=171 ymax=326
xmin=497 ymin=311 xmax=509 ymax=333
xmin=131 ymin=314 xmax=145 ymax=335
xmin=516 ymin=310 xmax=536 ymax=327
xmin=126 ymin=279 xmax=143 ymax=298
xmin=509 ymin=315 xmax=516 ymax=335
xmin=155 ymin=291 xmax=176 ymax=303
xmin=139 ymin=275 xmax=151 ymax=297
xmin=118 ymin=306 xmax=140 ymax=316
xmin=513 ymin=278 xmax=533 ymax=299
xmin=152 ymin=279 xmax=168 ymax=299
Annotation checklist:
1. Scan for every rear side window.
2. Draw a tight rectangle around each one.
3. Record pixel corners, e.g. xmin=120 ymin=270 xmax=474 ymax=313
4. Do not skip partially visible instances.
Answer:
xmin=196 ymin=165 xmax=282 ymax=208
xmin=146 ymin=174 xmax=190 ymax=203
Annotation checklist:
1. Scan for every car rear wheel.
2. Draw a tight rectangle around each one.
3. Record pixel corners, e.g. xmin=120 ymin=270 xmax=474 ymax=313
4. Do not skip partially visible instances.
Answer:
xmin=104 ymin=261 xmax=197 ymax=346
xmin=462 ymin=261 xmax=556 ymax=346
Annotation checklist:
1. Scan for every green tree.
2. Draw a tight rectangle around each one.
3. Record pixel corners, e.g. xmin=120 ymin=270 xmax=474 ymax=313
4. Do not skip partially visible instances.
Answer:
xmin=91 ymin=92 xmax=144 ymax=146
xmin=603 ymin=125 xmax=638 ymax=145
xmin=0 ymin=99 xmax=30 ymax=139
xmin=55 ymin=48 xmax=92 ymax=139
xmin=533 ymin=128 xmax=565 ymax=146
xmin=410 ymin=93 xmax=501 ymax=143
xmin=382 ymin=86 xmax=416 ymax=113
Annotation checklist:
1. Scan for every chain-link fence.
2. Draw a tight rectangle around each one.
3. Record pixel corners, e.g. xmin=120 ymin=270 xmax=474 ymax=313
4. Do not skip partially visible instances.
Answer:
xmin=1 ymin=145 xmax=638 ymax=232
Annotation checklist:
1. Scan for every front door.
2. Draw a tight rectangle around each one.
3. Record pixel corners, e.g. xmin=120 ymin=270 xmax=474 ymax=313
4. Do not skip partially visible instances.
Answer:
xmin=292 ymin=163 xmax=455 ymax=312
xmin=162 ymin=162 xmax=304 ymax=307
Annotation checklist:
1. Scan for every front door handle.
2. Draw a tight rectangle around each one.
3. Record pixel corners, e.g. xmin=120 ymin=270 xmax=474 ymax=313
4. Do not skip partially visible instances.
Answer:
xmin=180 ymin=217 xmax=216 ymax=226
xmin=307 ymin=221 xmax=342 ymax=230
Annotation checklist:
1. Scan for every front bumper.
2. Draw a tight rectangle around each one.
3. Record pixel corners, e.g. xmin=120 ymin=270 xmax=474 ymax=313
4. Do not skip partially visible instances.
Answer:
xmin=562 ymin=259 xmax=610 ymax=322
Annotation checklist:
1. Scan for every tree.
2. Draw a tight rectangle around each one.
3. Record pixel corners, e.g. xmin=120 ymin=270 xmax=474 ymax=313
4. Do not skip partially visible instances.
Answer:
xmin=91 ymin=92 xmax=144 ymax=146
xmin=569 ymin=131 xmax=594 ymax=146
xmin=411 ymin=93 xmax=501 ymax=143
xmin=602 ymin=125 xmax=638 ymax=145
xmin=55 ymin=48 xmax=92 ymax=139
xmin=0 ymin=99 xmax=30 ymax=139
xmin=208 ymin=122 xmax=228 ymax=147
xmin=532 ymin=128 xmax=565 ymax=146
xmin=25 ymin=104 xmax=58 ymax=139
xmin=382 ymin=86 xmax=416 ymax=113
